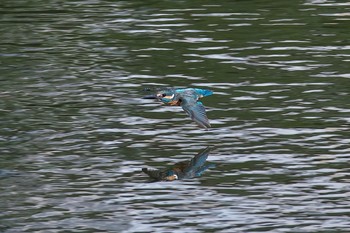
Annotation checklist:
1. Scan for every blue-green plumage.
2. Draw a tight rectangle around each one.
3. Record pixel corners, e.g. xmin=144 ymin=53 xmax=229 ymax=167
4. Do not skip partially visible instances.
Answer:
xmin=142 ymin=147 xmax=215 ymax=181
xmin=143 ymin=88 xmax=213 ymax=129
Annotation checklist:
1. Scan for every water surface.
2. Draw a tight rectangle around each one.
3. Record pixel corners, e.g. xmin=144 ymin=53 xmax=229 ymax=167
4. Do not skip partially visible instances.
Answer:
xmin=1 ymin=0 xmax=350 ymax=232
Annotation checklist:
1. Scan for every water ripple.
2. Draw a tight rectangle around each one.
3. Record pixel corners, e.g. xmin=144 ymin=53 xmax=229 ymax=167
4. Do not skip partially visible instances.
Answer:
xmin=1 ymin=0 xmax=350 ymax=232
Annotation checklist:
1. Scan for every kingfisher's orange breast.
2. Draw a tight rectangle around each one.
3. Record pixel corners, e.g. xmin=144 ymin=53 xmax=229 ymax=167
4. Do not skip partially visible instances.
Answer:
xmin=168 ymin=100 xmax=181 ymax=106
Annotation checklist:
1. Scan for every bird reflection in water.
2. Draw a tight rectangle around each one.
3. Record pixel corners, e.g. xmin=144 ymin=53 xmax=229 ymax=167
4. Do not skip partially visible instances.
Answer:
xmin=142 ymin=147 xmax=215 ymax=182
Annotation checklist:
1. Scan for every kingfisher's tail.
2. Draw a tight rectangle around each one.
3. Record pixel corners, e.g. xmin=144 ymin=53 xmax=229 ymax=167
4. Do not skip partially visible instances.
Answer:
xmin=195 ymin=88 xmax=213 ymax=97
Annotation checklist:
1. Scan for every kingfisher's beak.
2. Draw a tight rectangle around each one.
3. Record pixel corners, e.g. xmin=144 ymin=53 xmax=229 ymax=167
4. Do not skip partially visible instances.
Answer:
xmin=143 ymin=94 xmax=157 ymax=99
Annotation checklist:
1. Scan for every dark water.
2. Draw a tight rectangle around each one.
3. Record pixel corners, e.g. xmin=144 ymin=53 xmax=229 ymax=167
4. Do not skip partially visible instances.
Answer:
xmin=1 ymin=0 xmax=350 ymax=232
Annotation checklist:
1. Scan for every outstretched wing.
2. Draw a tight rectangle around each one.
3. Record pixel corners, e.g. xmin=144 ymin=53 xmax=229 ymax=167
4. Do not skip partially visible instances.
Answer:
xmin=180 ymin=97 xmax=211 ymax=129
xmin=181 ymin=147 xmax=214 ymax=178
xmin=194 ymin=163 xmax=216 ymax=177
xmin=186 ymin=147 xmax=212 ymax=172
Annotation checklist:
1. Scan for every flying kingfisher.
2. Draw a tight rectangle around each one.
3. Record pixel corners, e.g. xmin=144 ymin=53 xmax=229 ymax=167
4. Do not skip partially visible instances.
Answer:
xmin=142 ymin=146 xmax=215 ymax=181
xmin=143 ymin=88 xmax=213 ymax=129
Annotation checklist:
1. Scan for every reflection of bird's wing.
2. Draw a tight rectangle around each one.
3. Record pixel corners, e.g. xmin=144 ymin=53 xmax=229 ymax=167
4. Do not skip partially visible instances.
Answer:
xmin=182 ymin=147 xmax=213 ymax=177
xmin=194 ymin=163 xmax=216 ymax=177
xmin=179 ymin=93 xmax=210 ymax=129
xmin=142 ymin=168 xmax=164 ymax=180
xmin=188 ymin=147 xmax=212 ymax=170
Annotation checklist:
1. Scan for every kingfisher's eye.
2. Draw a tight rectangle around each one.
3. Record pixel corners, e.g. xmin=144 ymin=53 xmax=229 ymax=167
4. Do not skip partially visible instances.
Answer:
xmin=162 ymin=93 xmax=166 ymax=97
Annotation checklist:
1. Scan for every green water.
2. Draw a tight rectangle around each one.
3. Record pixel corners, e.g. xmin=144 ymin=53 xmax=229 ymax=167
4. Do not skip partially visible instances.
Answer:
xmin=1 ymin=0 xmax=350 ymax=232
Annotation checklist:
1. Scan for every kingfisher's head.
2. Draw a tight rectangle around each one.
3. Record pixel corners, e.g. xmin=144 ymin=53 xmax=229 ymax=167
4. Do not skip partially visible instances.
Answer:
xmin=156 ymin=91 xmax=175 ymax=103
xmin=143 ymin=88 xmax=174 ymax=101
xmin=164 ymin=170 xmax=178 ymax=181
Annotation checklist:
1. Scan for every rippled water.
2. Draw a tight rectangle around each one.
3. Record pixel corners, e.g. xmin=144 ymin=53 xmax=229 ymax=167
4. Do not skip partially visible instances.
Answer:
xmin=1 ymin=0 xmax=350 ymax=232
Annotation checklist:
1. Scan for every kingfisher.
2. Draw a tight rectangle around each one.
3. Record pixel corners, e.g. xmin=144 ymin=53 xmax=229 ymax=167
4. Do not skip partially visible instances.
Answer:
xmin=142 ymin=146 xmax=215 ymax=181
xmin=143 ymin=88 xmax=213 ymax=129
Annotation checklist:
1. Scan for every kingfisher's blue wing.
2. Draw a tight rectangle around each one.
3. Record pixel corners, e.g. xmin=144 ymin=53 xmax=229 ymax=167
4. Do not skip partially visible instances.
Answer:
xmin=194 ymin=163 xmax=216 ymax=177
xmin=183 ymin=147 xmax=214 ymax=177
xmin=187 ymin=147 xmax=212 ymax=170
xmin=181 ymin=98 xmax=211 ymax=129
